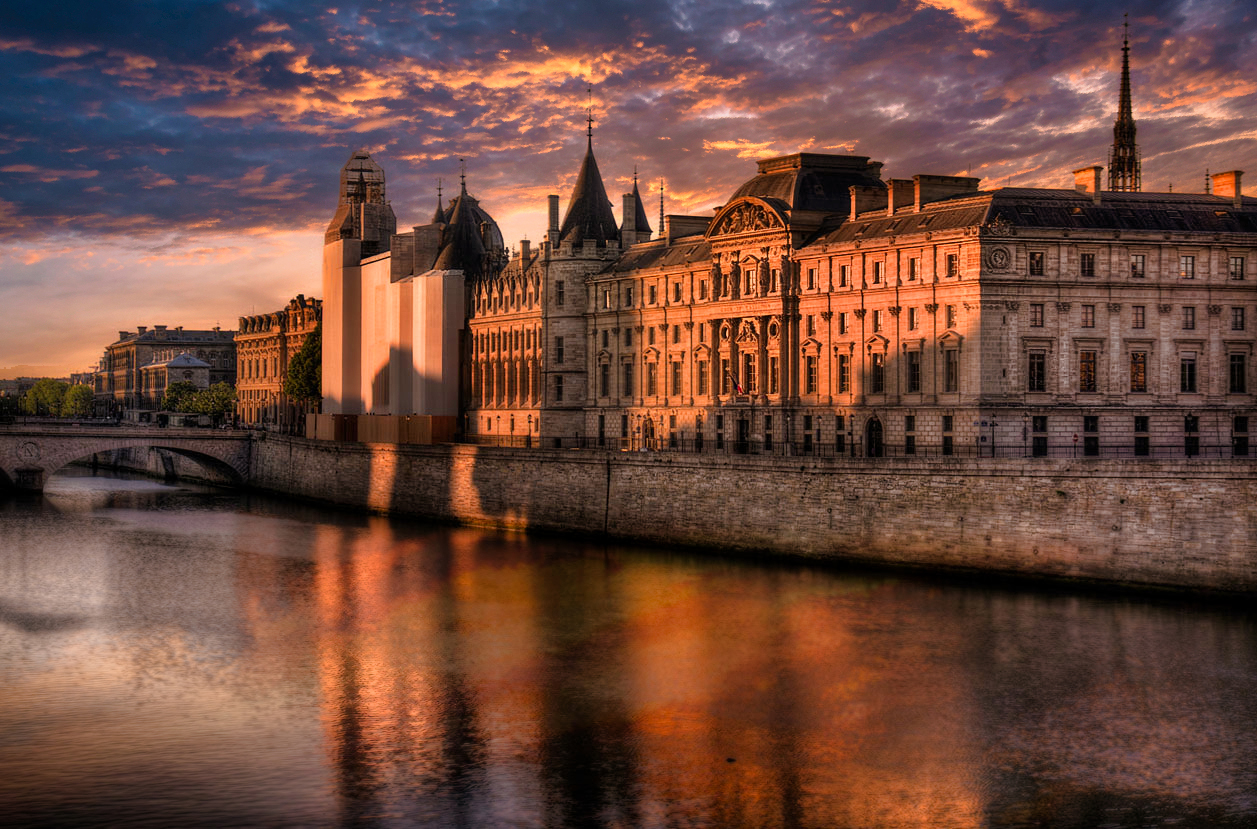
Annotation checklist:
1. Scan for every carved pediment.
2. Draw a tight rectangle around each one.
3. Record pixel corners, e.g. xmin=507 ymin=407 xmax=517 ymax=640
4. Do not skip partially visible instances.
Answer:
xmin=693 ymin=343 xmax=712 ymax=358
xmin=736 ymin=320 xmax=759 ymax=344
xmin=708 ymin=198 xmax=786 ymax=238
xmin=939 ymin=330 xmax=964 ymax=346
xmin=865 ymin=334 xmax=890 ymax=351
xmin=800 ymin=336 xmax=822 ymax=355
xmin=643 ymin=346 xmax=661 ymax=360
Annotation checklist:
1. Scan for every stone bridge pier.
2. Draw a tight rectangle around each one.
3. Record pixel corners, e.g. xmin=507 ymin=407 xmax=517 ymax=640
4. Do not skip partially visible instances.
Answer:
xmin=0 ymin=426 xmax=256 ymax=492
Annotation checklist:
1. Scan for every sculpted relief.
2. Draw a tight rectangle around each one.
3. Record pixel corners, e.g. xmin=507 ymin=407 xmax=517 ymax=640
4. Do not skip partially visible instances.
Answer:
xmin=711 ymin=201 xmax=782 ymax=237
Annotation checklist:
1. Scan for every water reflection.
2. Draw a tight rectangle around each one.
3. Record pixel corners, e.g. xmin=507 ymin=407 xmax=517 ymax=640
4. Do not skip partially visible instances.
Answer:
xmin=1 ymin=469 xmax=1256 ymax=828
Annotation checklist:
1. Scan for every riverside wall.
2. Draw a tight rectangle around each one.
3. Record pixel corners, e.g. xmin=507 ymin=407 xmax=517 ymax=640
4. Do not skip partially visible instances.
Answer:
xmin=245 ymin=435 xmax=1257 ymax=593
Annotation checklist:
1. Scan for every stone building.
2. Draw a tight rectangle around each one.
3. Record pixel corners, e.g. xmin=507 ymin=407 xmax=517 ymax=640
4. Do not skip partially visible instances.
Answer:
xmin=236 ymin=295 xmax=322 ymax=430
xmin=321 ymin=38 xmax=1257 ymax=457
xmin=139 ymin=352 xmax=211 ymax=409
xmin=94 ymin=326 xmax=236 ymax=414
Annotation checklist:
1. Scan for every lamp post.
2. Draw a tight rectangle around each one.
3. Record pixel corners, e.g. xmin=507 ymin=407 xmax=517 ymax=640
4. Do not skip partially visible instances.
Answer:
xmin=847 ymin=417 xmax=854 ymax=458
xmin=1022 ymin=412 xmax=1028 ymax=457
xmin=527 ymin=414 xmax=533 ymax=449
xmin=990 ymin=416 xmax=997 ymax=458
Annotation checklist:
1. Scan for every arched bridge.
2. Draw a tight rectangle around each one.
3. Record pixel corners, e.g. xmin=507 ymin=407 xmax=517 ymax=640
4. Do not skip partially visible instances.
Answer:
xmin=0 ymin=425 xmax=256 ymax=492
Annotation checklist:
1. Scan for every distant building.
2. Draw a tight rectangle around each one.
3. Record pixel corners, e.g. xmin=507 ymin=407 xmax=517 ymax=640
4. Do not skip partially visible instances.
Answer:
xmin=235 ymin=295 xmax=322 ymax=430
xmin=139 ymin=352 xmax=211 ymax=409
xmin=95 ymin=325 xmax=236 ymax=413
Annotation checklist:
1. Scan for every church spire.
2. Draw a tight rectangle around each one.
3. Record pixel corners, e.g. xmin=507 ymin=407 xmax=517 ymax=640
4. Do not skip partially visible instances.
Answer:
xmin=1108 ymin=14 xmax=1141 ymax=192
xmin=432 ymin=178 xmax=446 ymax=224
xmin=558 ymin=94 xmax=620 ymax=248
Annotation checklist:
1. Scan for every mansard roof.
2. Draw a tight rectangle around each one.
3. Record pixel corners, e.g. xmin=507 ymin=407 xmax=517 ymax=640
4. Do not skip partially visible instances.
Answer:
xmin=815 ymin=189 xmax=1257 ymax=245
xmin=559 ymin=141 xmax=620 ymax=247
xmin=434 ymin=189 xmax=504 ymax=280
xmin=601 ymin=237 xmax=710 ymax=274
xmin=729 ymin=153 xmax=885 ymax=215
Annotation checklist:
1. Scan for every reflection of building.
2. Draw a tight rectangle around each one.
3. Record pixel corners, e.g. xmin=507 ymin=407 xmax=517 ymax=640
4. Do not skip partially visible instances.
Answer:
xmin=139 ymin=352 xmax=210 ymax=409
xmin=236 ymin=295 xmax=322 ymax=430
xmin=322 ymin=40 xmax=1257 ymax=457
xmin=94 ymin=325 xmax=236 ymax=413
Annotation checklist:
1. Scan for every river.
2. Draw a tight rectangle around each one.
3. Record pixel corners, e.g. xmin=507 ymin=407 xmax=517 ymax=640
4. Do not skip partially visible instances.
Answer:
xmin=1 ymin=469 xmax=1256 ymax=828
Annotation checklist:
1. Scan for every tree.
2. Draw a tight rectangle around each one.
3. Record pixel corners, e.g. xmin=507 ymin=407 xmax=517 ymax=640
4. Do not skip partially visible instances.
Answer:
xmin=284 ymin=324 xmax=321 ymax=405
xmin=20 ymin=379 xmax=68 ymax=417
xmin=61 ymin=384 xmax=94 ymax=418
xmin=161 ymin=381 xmax=199 ymax=412
xmin=189 ymin=382 xmax=237 ymax=417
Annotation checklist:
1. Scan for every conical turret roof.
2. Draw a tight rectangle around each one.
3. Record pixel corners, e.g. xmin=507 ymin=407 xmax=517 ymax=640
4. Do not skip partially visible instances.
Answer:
xmin=632 ymin=177 xmax=652 ymax=236
xmin=559 ymin=138 xmax=620 ymax=247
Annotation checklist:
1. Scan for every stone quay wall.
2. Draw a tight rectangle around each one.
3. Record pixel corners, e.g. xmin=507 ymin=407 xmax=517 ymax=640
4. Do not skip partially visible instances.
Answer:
xmin=246 ymin=435 xmax=1257 ymax=593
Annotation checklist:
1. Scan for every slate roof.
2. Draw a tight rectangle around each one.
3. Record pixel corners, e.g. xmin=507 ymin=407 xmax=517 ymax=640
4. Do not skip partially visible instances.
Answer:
xmin=601 ymin=238 xmax=711 ymax=275
xmin=729 ymin=153 xmax=885 ymax=215
xmin=559 ymin=141 xmax=620 ymax=247
xmin=632 ymin=180 xmax=652 ymax=236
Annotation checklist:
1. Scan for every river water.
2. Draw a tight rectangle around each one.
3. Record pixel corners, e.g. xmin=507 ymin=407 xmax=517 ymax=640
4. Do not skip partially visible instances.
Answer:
xmin=2 ymin=469 xmax=1256 ymax=828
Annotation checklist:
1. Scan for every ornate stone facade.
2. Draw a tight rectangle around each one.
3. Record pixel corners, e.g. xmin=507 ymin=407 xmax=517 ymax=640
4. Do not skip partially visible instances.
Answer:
xmin=236 ymin=295 xmax=322 ymax=430
xmin=94 ymin=326 xmax=235 ymax=413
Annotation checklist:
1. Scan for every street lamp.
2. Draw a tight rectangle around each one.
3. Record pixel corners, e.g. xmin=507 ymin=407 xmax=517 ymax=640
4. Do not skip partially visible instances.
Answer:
xmin=990 ymin=416 xmax=998 ymax=458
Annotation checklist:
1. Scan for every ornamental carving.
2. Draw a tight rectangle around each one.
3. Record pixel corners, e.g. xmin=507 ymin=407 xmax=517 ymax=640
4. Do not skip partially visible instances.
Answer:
xmin=683 ymin=321 xmax=694 ymax=330
xmin=985 ymin=213 xmax=1013 ymax=235
xmin=711 ymin=202 xmax=782 ymax=236
xmin=1158 ymin=304 xmax=1173 ymax=314
xmin=853 ymin=309 xmax=868 ymax=320
xmin=820 ymin=311 xmax=833 ymax=321
xmin=1107 ymin=303 xmax=1122 ymax=313
xmin=925 ymin=303 xmax=938 ymax=314
xmin=1056 ymin=302 xmax=1072 ymax=313
xmin=1005 ymin=301 xmax=1020 ymax=311
xmin=1209 ymin=305 xmax=1223 ymax=316
xmin=985 ymin=247 xmax=1011 ymax=270
xmin=16 ymin=441 xmax=39 ymax=463
xmin=634 ymin=325 xmax=644 ymax=333
xmin=888 ymin=306 xmax=902 ymax=317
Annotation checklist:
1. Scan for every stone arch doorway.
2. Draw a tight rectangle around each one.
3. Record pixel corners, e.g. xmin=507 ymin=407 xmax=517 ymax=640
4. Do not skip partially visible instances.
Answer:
xmin=865 ymin=417 xmax=884 ymax=458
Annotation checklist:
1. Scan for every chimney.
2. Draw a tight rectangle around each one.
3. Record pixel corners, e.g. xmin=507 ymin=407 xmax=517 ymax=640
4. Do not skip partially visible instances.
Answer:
xmin=887 ymin=179 xmax=914 ymax=215
xmin=519 ymin=238 xmax=531 ymax=263
xmin=914 ymin=175 xmax=982 ymax=210
xmin=1213 ymin=171 xmax=1243 ymax=209
xmin=136 ymin=325 xmax=147 ymax=335
xmin=119 ymin=331 xmax=130 ymax=340
xmin=621 ymin=193 xmax=636 ymax=237
xmin=848 ymin=185 xmax=885 ymax=221
xmin=1073 ymin=166 xmax=1103 ymax=204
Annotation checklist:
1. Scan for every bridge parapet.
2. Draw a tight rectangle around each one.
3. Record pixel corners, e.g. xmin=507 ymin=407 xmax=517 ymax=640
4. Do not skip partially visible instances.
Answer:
xmin=0 ymin=426 xmax=256 ymax=492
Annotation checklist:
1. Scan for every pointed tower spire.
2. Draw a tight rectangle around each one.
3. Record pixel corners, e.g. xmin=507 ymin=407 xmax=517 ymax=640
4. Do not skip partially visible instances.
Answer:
xmin=558 ymin=95 xmax=619 ymax=248
xmin=631 ymin=167 xmax=651 ymax=238
xmin=432 ymin=178 xmax=446 ymax=224
xmin=1108 ymin=14 xmax=1141 ymax=192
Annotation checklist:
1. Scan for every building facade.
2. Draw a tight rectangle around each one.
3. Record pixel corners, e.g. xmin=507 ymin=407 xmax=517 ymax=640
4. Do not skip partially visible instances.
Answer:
xmin=94 ymin=326 xmax=236 ymax=414
xmin=236 ymin=295 xmax=322 ymax=430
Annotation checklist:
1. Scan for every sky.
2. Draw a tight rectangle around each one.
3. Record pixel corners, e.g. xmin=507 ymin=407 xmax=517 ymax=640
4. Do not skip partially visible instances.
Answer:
xmin=1 ymin=0 xmax=1254 ymax=377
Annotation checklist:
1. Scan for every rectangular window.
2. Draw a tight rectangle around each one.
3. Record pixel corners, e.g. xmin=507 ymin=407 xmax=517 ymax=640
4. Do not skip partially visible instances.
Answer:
xmin=671 ymin=325 xmax=679 ymax=344
xmin=555 ymin=336 xmax=565 ymax=364
xmin=907 ymin=351 xmax=921 ymax=393
xmin=1231 ymin=256 xmax=1246 ymax=280
xmin=1231 ymin=353 xmax=1247 ymax=394
xmin=697 ymin=361 xmax=709 ymax=395
xmin=671 ymin=361 xmax=682 ymax=396
xmin=1135 ymin=415 xmax=1150 ymax=457
xmin=673 ymin=282 xmax=682 ymax=302
xmin=1181 ymin=354 xmax=1197 ymax=393
xmin=742 ymin=353 xmax=757 ymax=395
xmin=625 ymin=328 xmax=633 ymax=346
xmin=556 ymin=280 xmax=565 ymax=306
xmin=764 ymin=415 xmax=773 ymax=452
xmin=872 ymin=261 xmax=883 ymax=284
xmin=1233 ymin=307 xmax=1246 ymax=331
xmin=807 ymin=314 xmax=816 ymax=336
xmin=946 ymin=253 xmax=959 ymax=277
xmin=648 ymin=284 xmax=657 ymax=304
xmin=1130 ymin=254 xmax=1146 ymax=278
xmin=840 ymin=264 xmax=850 ymax=287
xmin=601 ymin=329 xmax=609 ymax=349
xmin=1032 ymin=415 xmax=1048 ymax=457
xmin=1083 ymin=415 xmax=1099 ymax=456
xmin=621 ymin=414 xmax=629 ymax=439
xmin=1079 ymin=350 xmax=1097 ymax=393
xmin=838 ymin=354 xmax=851 ymax=393
xmin=908 ymin=258 xmax=919 ymax=281
xmin=624 ymin=362 xmax=636 ymax=397
xmin=626 ymin=286 xmax=634 ymax=305
xmin=1030 ymin=303 xmax=1044 ymax=327
xmin=836 ymin=415 xmax=846 ymax=453
xmin=1185 ymin=415 xmax=1200 ymax=457
xmin=768 ymin=356 xmax=779 ymax=395
xmin=946 ymin=304 xmax=957 ymax=329
xmin=838 ymin=312 xmax=847 ymax=335
xmin=1029 ymin=251 xmax=1045 ymax=276
xmin=1184 ymin=307 xmax=1196 ymax=330
xmin=600 ymin=363 xmax=609 ymax=397
xmin=1080 ymin=252 xmax=1096 ymax=277
xmin=807 ymin=268 xmax=816 ymax=290
xmin=871 ymin=353 xmax=885 ymax=394
xmin=1130 ymin=351 xmax=1147 ymax=392
xmin=944 ymin=350 xmax=959 ymax=392
xmin=720 ymin=358 xmax=731 ymax=395
xmin=872 ymin=310 xmax=882 ymax=333
xmin=1082 ymin=304 xmax=1095 ymax=328
xmin=1133 ymin=305 xmax=1145 ymax=329
xmin=1234 ymin=416 xmax=1249 ymax=457
xmin=1028 ymin=353 xmax=1046 ymax=392
xmin=699 ymin=280 xmax=708 ymax=300
xmin=1180 ymin=255 xmax=1195 ymax=279
xmin=804 ymin=356 xmax=818 ymax=395
xmin=646 ymin=362 xmax=658 ymax=396
xmin=908 ymin=307 xmax=918 ymax=330
xmin=554 ymin=375 xmax=564 ymax=402
xmin=942 ymin=415 xmax=954 ymax=456
xmin=648 ymin=327 xmax=656 ymax=346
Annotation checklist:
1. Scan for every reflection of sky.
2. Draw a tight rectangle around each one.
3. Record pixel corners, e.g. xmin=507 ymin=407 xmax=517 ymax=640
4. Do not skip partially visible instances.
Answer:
xmin=2 ymin=0 xmax=1255 ymax=374
xmin=3 ymin=476 xmax=1257 ymax=825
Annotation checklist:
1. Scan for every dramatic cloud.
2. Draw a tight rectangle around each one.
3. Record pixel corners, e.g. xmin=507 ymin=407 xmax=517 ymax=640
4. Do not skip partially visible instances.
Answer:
xmin=0 ymin=0 xmax=1253 ymax=373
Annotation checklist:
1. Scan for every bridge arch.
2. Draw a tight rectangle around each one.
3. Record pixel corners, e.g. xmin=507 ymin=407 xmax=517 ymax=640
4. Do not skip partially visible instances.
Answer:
xmin=57 ymin=444 xmax=246 ymax=487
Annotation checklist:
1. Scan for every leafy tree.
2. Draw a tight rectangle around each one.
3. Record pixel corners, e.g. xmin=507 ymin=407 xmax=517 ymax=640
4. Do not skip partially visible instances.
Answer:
xmin=284 ymin=324 xmax=321 ymax=405
xmin=61 ymin=384 xmax=94 ymax=418
xmin=20 ymin=379 xmax=68 ymax=416
xmin=189 ymin=382 xmax=237 ymax=417
xmin=161 ymin=381 xmax=199 ymax=412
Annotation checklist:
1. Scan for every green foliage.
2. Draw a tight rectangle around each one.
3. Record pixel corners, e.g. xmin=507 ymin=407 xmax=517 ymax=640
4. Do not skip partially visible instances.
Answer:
xmin=60 ymin=384 xmax=94 ymax=418
xmin=284 ymin=324 xmax=322 ymax=404
xmin=20 ymin=379 xmax=68 ymax=417
xmin=161 ymin=381 xmax=199 ymax=413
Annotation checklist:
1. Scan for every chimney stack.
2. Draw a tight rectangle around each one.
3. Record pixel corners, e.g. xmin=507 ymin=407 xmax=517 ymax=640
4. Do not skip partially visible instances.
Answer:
xmin=622 ymin=193 xmax=636 ymax=237
xmin=1212 ymin=171 xmax=1244 ymax=209
xmin=848 ymin=185 xmax=885 ymax=221
xmin=1073 ymin=166 xmax=1103 ymax=204
xmin=519 ymin=238 xmax=531 ymax=263
xmin=887 ymin=179 xmax=914 ymax=215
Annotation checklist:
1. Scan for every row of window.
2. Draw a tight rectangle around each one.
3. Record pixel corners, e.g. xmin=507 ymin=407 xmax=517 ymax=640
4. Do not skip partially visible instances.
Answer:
xmin=1026 ymin=303 xmax=1246 ymax=331
xmin=1026 ymin=351 xmax=1249 ymax=394
xmin=1029 ymin=252 xmax=1247 ymax=280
